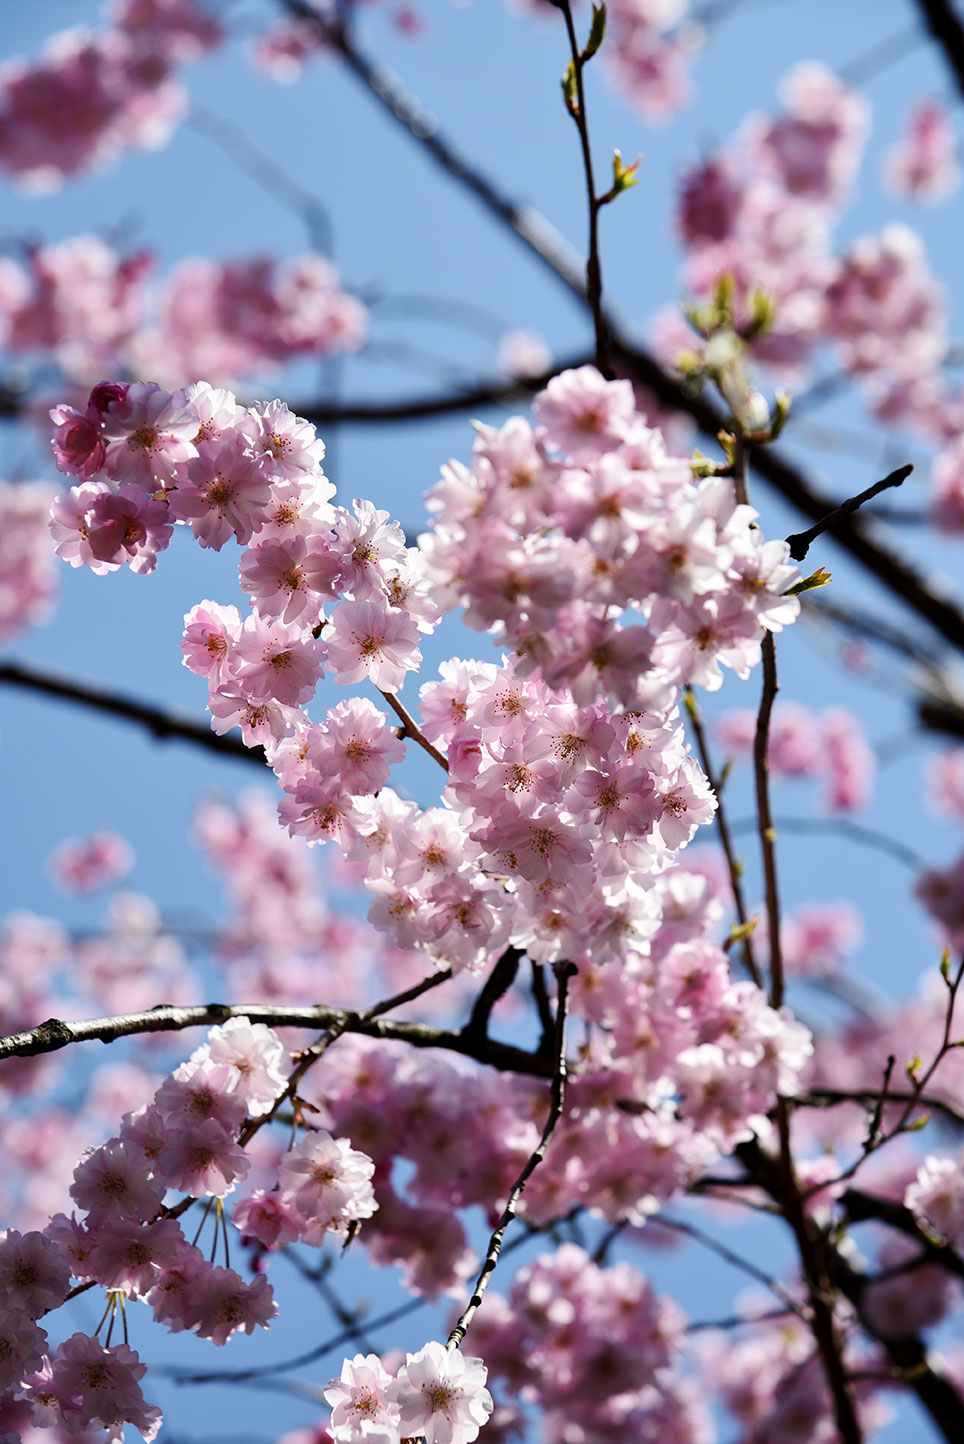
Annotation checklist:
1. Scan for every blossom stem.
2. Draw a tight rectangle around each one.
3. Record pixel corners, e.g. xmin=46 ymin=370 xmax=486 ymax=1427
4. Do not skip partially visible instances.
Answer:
xmin=684 ymin=687 xmax=763 ymax=989
xmin=557 ymin=0 xmax=610 ymax=377
xmin=379 ymin=689 xmax=449 ymax=771
xmin=446 ymin=960 xmax=576 ymax=1351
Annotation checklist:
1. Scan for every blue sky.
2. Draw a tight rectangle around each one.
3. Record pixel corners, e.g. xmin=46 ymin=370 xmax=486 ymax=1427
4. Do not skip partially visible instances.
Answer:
xmin=3 ymin=1 xmax=964 ymax=1439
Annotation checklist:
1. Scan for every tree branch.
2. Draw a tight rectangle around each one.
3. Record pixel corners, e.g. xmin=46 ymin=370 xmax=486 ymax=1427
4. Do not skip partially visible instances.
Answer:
xmin=785 ymin=465 xmax=913 ymax=562
xmin=913 ymin=0 xmax=964 ymax=94
xmin=0 ymin=660 xmax=266 ymax=767
xmin=446 ymin=960 xmax=576 ymax=1350
xmin=0 ymin=996 xmax=554 ymax=1079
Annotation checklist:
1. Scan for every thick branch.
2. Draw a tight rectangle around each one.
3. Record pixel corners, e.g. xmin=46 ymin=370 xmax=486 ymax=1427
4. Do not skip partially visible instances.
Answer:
xmin=833 ymin=1245 xmax=964 ymax=1442
xmin=913 ymin=0 xmax=964 ymax=94
xmin=0 ymin=1000 xmax=553 ymax=1079
xmin=0 ymin=660 xmax=266 ymax=767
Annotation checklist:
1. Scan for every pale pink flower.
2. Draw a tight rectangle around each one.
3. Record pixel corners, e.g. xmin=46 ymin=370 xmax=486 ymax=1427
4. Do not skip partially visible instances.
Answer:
xmin=191 ymin=1266 xmax=276 ymax=1345
xmin=70 ymin=1139 xmax=164 ymax=1223
xmin=232 ymin=1190 xmax=303 ymax=1248
xmin=325 ymin=1353 xmax=400 ymax=1441
xmin=203 ymin=1017 xmax=288 ymax=1115
xmin=101 ymin=382 xmax=198 ymax=490
xmin=172 ymin=434 xmax=272 ymax=548
xmin=387 ymin=1341 xmax=492 ymax=1444
xmin=49 ymin=403 xmax=107 ymax=477
xmin=240 ymin=534 xmax=342 ymax=624
xmin=0 ymin=1309 xmax=47 ymax=1391
xmin=156 ymin=1119 xmax=250 ymax=1196
xmin=325 ymin=600 xmax=423 ymax=692
xmin=278 ymin=1130 xmax=377 ymax=1236
xmin=181 ymin=600 xmax=241 ymax=682
xmin=533 ymin=365 xmax=635 ymax=462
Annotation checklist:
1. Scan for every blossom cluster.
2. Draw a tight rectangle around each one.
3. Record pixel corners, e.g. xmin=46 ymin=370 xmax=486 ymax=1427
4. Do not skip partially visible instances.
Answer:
xmin=0 ymin=479 xmax=58 ymax=643
xmin=324 ymin=1343 xmax=492 ymax=1444
xmin=466 ymin=1243 xmax=707 ymax=1444
xmin=0 ymin=1014 xmax=387 ymax=1440
xmin=0 ymin=0 xmax=221 ymax=188
xmin=47 ymin=366 xmax=803 ymax=984
xmin=0 ymin=234 xmax=365 ymax=390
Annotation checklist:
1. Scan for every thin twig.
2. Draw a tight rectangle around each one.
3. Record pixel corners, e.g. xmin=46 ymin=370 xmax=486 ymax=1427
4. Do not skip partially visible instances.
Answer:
xmin=685 ymin=687 xmax=762 ymax=988
xmin=786 ymin=465 xmax=913 ymax=562
xmin=446 ymin=961 xmax=576 ymax=1350
xmin=557 ymin=0 xmax=610 ymax=375
xmin=654 ymin=1215 xmax=809 ymax=1321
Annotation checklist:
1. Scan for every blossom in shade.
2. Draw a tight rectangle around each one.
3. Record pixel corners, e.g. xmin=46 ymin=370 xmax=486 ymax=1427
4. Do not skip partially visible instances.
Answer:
xmin=51 ymin=1334 xmax=162 ymax=1441
xmin=0 ymin=1228 xmax=70 ymax=1314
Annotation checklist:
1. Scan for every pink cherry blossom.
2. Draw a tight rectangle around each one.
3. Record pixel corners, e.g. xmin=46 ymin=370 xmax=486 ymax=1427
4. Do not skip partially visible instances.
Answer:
xmin=387 ymin=1341 xmax=492 ymax=1444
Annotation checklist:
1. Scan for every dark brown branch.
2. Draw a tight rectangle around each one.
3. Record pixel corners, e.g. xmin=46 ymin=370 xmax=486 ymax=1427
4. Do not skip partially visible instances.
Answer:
xmin=739 ymin=1138 xmax=864 ymax=1444
xmin=798 ymin=1088 xmax=964 ymax=1130
xmin=0 ymin=660 xmax=266 ymax=767
xmin=914 ymin=0 xmax=964 ymax=94
xmin=379 ymin=688 xmax=449 ymax=770
xmin=833 ymin=1245 xmax=964 ymax=1442
xmin=786 ymin=465 xmax=913 ymax=562
xmin=840 ymin=1187 xmax=964 ymax=1281
xmin=754 ymin=631 xmax=784 ymax=1005
xmin=462 ymin=947 xmax=523 ymax=1042
xmin=0 ymin=997 xmax=553 ymax=1079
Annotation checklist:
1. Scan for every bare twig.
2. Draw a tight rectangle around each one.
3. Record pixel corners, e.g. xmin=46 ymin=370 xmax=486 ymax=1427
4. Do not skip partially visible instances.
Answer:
xmin=557 ymin=0 xmax=610 ymax=374
xmin=786 ymin=465 xmax=913 ymax=562
xmin=684 ymin=687 xmax=762 ymax=988
xmin=446 ymin=961 xmax=576 ymax=1350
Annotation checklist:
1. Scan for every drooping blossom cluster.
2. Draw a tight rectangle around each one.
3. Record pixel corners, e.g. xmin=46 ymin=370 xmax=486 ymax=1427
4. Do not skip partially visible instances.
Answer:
xmin=0 ymin=0 xmax=221 ymax=188
xmin=0 ymin=235 xmax=365 ymax=390
xmin=714 ymin=701 xmax=875 ymax=812
xmin=0 ymin=1013 xmax=387 ymax=1440
xmin=0 ymin=480 xmax=58 ymax=643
